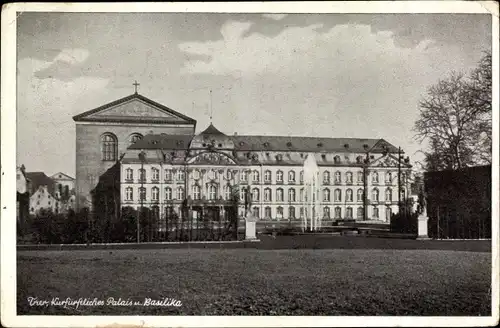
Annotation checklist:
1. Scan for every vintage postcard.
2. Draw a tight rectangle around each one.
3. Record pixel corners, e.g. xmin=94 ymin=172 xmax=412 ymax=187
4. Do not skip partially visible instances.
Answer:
xmin=1 ymin=1 xmax=499 ymax=327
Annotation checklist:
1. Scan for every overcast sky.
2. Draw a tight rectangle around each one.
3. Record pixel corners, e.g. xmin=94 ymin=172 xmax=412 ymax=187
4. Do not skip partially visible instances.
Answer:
xmin=16 ymin=13 xmax=491 ymax=177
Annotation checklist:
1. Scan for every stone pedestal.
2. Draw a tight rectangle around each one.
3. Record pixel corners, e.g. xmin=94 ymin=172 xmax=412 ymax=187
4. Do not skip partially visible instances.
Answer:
xmin=245 ymin=211 xmax=258 ymax=241
xmin=417 ymin=214 xmax=430 ymax=240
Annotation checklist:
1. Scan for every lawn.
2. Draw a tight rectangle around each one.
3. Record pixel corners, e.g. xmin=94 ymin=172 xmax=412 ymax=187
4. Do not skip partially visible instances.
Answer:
xmin=17 ymin=246 xmax=491 ymax=316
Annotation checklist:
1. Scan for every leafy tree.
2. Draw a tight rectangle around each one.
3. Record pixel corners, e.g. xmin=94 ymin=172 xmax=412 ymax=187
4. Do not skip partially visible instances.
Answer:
xmin=414 ymin=51 xmax=492 ymax=171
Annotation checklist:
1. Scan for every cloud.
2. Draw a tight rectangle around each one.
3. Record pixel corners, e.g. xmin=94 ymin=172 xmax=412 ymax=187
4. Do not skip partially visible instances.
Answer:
xmin=54 ymin=48 xmax=90 ymax=65
xmin=262 ymin=13 xmax=288 ymax=21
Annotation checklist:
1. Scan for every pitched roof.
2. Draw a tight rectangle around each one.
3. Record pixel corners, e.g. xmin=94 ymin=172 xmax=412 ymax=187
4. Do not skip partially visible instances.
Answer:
xmin=128 ymin=133 xmax=194 ymax=150
xmin=199 ymin=123 xmax=226 ymax=136
xmin=72 ymin=93 xmax=197 ymax=124
xmin=25 ymin=172 xmax=57 ymax=195
xmin=50 ymin=172 xmax=75 ymax=181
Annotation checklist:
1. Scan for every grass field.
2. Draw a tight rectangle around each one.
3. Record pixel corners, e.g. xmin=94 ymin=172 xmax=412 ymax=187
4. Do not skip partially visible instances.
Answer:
xmin=17 ymin=241 xmax=491 ymax=316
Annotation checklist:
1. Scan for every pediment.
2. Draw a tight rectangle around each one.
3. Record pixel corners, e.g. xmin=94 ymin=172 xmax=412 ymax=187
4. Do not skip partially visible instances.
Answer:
xmin=188 ymin=151 xmax=237 ymax=165
xmin=370 ymin=154 xmax=409 ymax=168
xmin=73 ymin=93 xmax=196 ymax=124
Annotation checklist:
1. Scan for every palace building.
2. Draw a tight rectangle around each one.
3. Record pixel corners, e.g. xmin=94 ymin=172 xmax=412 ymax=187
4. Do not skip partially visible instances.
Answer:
xmin=74 ymin=91 xmax=412 ymax=224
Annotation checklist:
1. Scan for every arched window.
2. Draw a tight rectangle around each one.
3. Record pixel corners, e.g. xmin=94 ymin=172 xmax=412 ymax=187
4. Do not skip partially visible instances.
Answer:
xmin=224 ymin=185 xmax=231 ymax=200
xmin=373 ymin=206 xmax=379 ymax=218
xmin=177 ymin=170 xmax=185 ymax=181
xmin=289 ymin=206 xmax=296 ymax=219
xmin=226 ymin=170 xmax=232 ymax=180
xmin=139 ymin=187 xmax=146 ymax=201
xmin=288 ymin=188 xmax=296 ymax=202
xmin=400 ymin=188 xmax=406 ymax=200
xmin=165 ymin=187 xmax=172 ymax=201
xmin=385 ymin=172 xmax=393 ymax=184
xmin=323 ymin=207 xmax=330 ymax=219
xmin=323 ymin=171 xmax=330 ymax=184
xmin=288 ymin=170 xmax=296 ymax=183
xmin=346 ymin=172 xmax=353 ymax=184
xmin=252 ymin=207 xmax=260 ymax=218
xmin=125 ymin=187 xmax=133 ymax=201
xmin=356 ymin=156 xmax=363 ymax=163
xmin=139 ymin=168 xmax=146 ymax=182
xmin=209 ymin=185 xmax=218 ymax=200
xmin=264 ymin=206 xmax=272 ymax=219
xmin=385 ymin=206 xmax=392 ymax=221
xmin=334 ymin=206 xmax=342 ymax=219
xmin=151 ymin=168 xmax=159 ymax=181
xmin=277 ymin=206 xmax=284 ymax=219
xmin=101 ymin=133 xmax=117 ymax=161
xmin=334 ymin=171 xmax=341 ymax=184
xmin=300 ymin=188 xmax=305 ymax=202
xmin=300 ymin=170 xmax=304 ymax=183
xmin=253 ymin=170 xmax=260 ymax=183
xmin=151 ymin=187 xmax=159 ymax=201
xmin=128 ymin=133 xmax=143 ymax=146
xmin=346 ymin=207 xmax=353 ymax=218
xmin=357 ymin=207 xmax=364 ymax=219
xmin=264 ymin=188 xmax=272 ymax=202
xmin=385 ymin=188 xmax=392 ymax=202
xmin=240 ymin=170 xmax=248 ymax=182
xmin=372 ymin=188 xmax=379 ymax=202
xmin=176 ymin=187 xmax=184 ymax=200
xmin=372 ymin=172 xmax=379 ymax=184
xmin=276 ymin=170 xmax=284 ymax=183
xmin=276 ymin=188 xmax=284 ymax=202
xmin=357 ymin=188 xmax=364 ymax=202
xmin=357 ymin=172 xmax=364 ymax=183
xmin=165 ymin=169 xmax=172 ymax=181
xmin=125 ymin=168 xmax=133 ymax=181
xmin=334 ymin=189 xmax=342 ymax=202
xmin=264 ymin=170 xmax=272 ymax=183
xmin=334 ymin=155 xmax=341 ymax=164
xmin=192 ymin=185 xmax=201 ymax=200
xmin=323 ymin=188 xmax=330 ymax=202
xmin=252 ymin=188 xmax=260 ymax=202
xmin=346 ymin=189 xmax=353 ymax=202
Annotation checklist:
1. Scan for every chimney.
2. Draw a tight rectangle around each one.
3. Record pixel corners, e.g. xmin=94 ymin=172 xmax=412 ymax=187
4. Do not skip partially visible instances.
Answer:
xmin=234 ymin=132 xmax=238 ymax=136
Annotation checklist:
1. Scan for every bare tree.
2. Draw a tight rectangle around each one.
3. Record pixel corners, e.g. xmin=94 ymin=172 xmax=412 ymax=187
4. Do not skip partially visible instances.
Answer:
xmin=414 ymin=52 xmax=492 ymax=171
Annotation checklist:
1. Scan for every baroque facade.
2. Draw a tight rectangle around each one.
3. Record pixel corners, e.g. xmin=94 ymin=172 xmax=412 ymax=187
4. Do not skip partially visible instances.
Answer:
xmin=75 ymin=92 xmax=412 ymax=224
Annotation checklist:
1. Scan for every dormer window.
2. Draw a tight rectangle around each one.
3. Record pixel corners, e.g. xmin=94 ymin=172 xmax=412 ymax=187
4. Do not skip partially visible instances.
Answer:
xmin=321 ymin=154 xmax=326 ymax=160
xmin=263 ymin=142 xmax=270 ymax=148
xmin=344 ymin=143 xmax=349 ymax=149
xmin=239 ymin=141 xmax=245 ymax=146
xmin=286 ymin=142 xmax=292 ymax=148
xmin=317 ymin=142 xmax=323 ymax=148
xmin=276 ymin=154 xmax=283 ymax=161
xmin=334 ymin=156 xmax=341 ymax=164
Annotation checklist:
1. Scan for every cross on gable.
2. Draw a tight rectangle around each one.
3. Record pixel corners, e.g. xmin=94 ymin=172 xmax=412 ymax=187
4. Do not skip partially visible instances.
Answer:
xmin=133 ymin=80 xmax=140 ymax=94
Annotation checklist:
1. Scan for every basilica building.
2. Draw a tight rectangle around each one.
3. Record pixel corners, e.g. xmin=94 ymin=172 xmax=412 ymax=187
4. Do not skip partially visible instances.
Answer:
xmin=74 ymin=91 xmax=412 ymax=225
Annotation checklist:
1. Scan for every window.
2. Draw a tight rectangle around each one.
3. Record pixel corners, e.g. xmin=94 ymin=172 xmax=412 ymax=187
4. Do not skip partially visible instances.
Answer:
xmin=346 ymin=189 xmax=353 ymax=202
xmin=334 ymin=171 xmax=341 ymax=184
xmin=139 ymin=169 xmax=146 ymax=182
xmin=372 ymin=172 xmax=379 ymax=184
xmin=401 ymin=173 xmax=406 ymax=183
xmin=176 ymin=170 xmax=185 ymax=181
xmin=323 ymin=171 xmax=330 ymax=184
xmin=323 ymin=188 xmax=330 ymax=202
xmin=151 ymin=168 xmax=159 ymax=181
xmin=253 ymin=207 xmax=260 ymax=218
xmin=252 ymin=188 xmax=260 ymax=202
xmin=373 ymin=206 xmax=379 ymax=218
xmin=165 ymin=187 xmax=172 ymax=201
xmin=357 ymin=172 xmax=364 ymax=183
xmin=356 ymin=156 xmax=364 ymax=163
xmin=264 ymin=206 xmax=272 ymax=219
xmin=300 ymin=170 xmax=304 ymax=184
xmin=264 ymin=188 xmax=272 ymax=202
xmin=129 ymin=133 xmax=143 ymax=146
xmin=300 ymin=207 xmax=304 ymax=218
xmin=289 ymin=206 xmax=295 ymax=219
xmin=226 ymin=170 xmax=232 ymax=180
xmin=288 ymin=188 xmax=296 ymax=202
xmin=334 ymin=206 xmax=342 ymax=219
xmin=209 ymin=185 xmax=218 ymax=200
xmin=300 ymin=188 xmax=305 ymax=202
xmin=276 ymin=170 xmax=283 ymax=183
xmin=357 ymin=189 xmax=364 ymax=202
xmin=277 ymin=207 xmax=284 ymax=220
xmin=208 ymin=169 xmax=218 ymax=180
xmin=334 ymin=189 xmax=342 ymax=202
xmin=193 ymin=170 xmax=200 ymax=180
xmin=385 ymin=207 xmax=392 ymax=221
xmin=192 ymin=185 xmax=201 ymax=200
xmin=125 ymin=168 xmax=133 ymax=181
xmin=385 ymin=188 xmax=392 ymax=202
xmin=372 ymin=188 xmax=379 ymax=202
xmin=176 ymin=187 xmax=184 ymax=200
xmin=253 ymin=170 xmax=260 ymax=183
xmin=165 ymin=169 xmax=172 ymax=181
xmin=346 ymin=172 xmax=353 ymax=184
xmin=276 ymin=188 xmax=284 ymax=202
xmin=152 ymin=187 xmax=159 ymax=201
xmin=346 ymin=207 xmax=353 ymax=219
xmin=334 ymin=155 xmax=341 ymax=164
xmin=385 ymin=172 xmax=392 ymax=184
xmin=400 ymin=188 xmax=406 ymax=200
xmin=125 ymin=187 xmax=133 ymax=201
xmin=240 ymin=170 xmax=248 ymax=182
xmin=357 ymin=207 xmax=364 ymax=219
xmin=288 ymin=170 xmax=296 ymax=183
xmin=139 ymin=187 xmax=146 ymax=201
xmin=101 ymin=133 xmax=117 ymax=161
xmin=264 ymin=170 xmax=272 ymax=183
xmin=224 ymin=185 xmax=231 ymax=200
xmin=323 ymin=207 xmax=330 ymax=219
